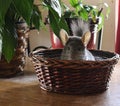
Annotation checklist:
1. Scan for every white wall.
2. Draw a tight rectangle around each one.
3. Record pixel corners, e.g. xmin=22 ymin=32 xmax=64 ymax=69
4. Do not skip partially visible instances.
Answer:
xmin=29 ymin=26 xmax=51 ymax=51
xmin=100 ymin=0 xmax=115 ymax=51
xmin=29 ymin=0 xmax=115 ymax=52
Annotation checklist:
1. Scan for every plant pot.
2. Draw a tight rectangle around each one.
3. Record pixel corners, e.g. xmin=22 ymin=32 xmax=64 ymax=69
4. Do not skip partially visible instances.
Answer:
xmin=87 ymin=17 xmax=100 ymax=49
xmin=0 ymin=22 xmax=29 ymax=78
xmin=87 ymin=24 xmax=98 ymax=49
xmin=50 ymin=18 xmax=100 ymax=49
xmin=50 ymin=28 xmax=64 ymax=49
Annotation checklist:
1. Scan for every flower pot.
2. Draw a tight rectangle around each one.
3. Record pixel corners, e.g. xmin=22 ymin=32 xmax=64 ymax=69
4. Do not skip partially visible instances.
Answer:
xmin=50 ymin=28 xmax=64 ymax=49
xmin=87 ymin=24 xmax=98 ymax=49
xmin=87 ymin=18 xmax=100 ymax=49
xmin=0 ymin=22 xmax=29 ymax=78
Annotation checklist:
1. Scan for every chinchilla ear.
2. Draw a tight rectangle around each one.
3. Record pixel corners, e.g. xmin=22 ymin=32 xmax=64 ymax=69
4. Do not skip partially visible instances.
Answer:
xmin=81 ymin=31 xmax=91 ymax=46
xmin=59 ymin=29 xmax=69 ymax=46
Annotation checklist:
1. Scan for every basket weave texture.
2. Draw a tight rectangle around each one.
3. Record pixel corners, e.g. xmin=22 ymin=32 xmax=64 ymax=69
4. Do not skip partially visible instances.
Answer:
xmin=30 ymin=49 xmax=119 ymax=95
xmin=0 ymin=23 xmax=28 ymax=78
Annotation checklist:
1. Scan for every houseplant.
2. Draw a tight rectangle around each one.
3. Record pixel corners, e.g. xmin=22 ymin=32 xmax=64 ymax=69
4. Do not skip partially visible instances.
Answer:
xmin=0 ymin=0 xmax=69 ymax=77
xmin=0 ymin=0 xmax=42 ymax=77
xmin=0 ymin=0 xmax=110 ymax=77
xmin=50 ymin=0 xmax=110 ymax=49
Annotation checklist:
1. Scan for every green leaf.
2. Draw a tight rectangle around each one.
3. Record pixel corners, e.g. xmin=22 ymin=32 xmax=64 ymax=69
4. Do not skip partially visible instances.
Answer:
xmin=49 ymin=9 xmax=61 ymax=37
xmin=59 ymin=16 xmax=69 ymax=34
xmin=0 ymin=0 xmax=12 ymax=27
xmin=2 ymin=16 xmax=17 ymax=62
xmin=31 ymin=5 xmax=42 ymax=30
xmin=2 ymin=29 xmax=17 ymax=62
xmin=44 ymin=0 xmax=62 ymax=36
xmin=69 ymin=0 xmax=79 ymax=8
xmin=43 ymin=0 xmax=62 ymax=17
xmin=79 ymin=8 xmax=89 ymax=21
xmin=44 ymin=0 xmax=69 ymax=37
xmin=49 ymin=8 xmax=69 ymax=38
xmin=31 ymin=12 xmax=41 ymax=30
xmin=13 ymin=0 xmax=33 ymax=25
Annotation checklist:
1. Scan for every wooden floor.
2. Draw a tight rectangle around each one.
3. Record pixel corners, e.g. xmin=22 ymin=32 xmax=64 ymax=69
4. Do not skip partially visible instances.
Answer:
xmin=0 ymin=58 xmax=120 ymax=106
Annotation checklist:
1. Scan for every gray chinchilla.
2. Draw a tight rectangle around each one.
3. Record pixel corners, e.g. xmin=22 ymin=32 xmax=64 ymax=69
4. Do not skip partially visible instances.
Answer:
xmin=60 ymin=19 xmax=95 ymax=61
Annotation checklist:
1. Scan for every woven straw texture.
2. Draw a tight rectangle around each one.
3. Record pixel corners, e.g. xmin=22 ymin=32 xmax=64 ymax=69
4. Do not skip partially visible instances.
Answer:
xmin=0 ymin=23 xmax=28 ymax=78
xmin=30 ymin=49 xmax=119 ymax=95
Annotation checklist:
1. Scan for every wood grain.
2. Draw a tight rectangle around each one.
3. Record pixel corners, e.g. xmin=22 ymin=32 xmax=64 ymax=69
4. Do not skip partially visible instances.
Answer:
xmin=0 ymin=58 xmax=120 ymax=106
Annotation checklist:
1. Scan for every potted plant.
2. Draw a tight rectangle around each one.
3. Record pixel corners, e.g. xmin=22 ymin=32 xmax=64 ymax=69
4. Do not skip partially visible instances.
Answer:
xmin=0 ymin=0 xmax=110 ymax=77
xmin=0 ymin=0 xmax=69 ymax=77
xmin=0 ymin=0 xmax=42 ymax=77
xmin=50 ymin=0 xmax=110 ymax=49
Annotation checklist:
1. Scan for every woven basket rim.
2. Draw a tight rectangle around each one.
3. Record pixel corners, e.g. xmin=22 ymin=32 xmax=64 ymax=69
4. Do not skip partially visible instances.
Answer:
xmin=30 ymin=49 xmax=119 ymax=63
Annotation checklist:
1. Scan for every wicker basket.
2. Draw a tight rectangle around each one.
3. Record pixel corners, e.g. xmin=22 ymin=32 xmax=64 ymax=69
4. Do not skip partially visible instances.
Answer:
xmin=30 ymin=49 xmax=119 ymax=95
xmin=0 ymin=23 xmax=28 ymax=78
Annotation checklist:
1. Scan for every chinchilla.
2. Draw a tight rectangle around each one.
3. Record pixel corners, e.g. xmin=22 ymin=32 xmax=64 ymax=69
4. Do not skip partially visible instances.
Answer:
xmin=60 ymin=19 xmax=95 ymax=61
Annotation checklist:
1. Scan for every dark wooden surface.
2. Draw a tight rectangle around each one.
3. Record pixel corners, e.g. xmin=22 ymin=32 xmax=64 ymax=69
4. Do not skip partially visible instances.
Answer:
xmin=0 ymin=58 xmax=120 ymax=106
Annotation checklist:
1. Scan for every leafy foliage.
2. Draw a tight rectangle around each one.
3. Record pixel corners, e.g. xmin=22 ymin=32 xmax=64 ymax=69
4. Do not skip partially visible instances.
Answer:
xmin=43 ymin=0 xmax=69 ymax=36
xmin=0 ymin=0 xmax=12 ymax=27
xmin=0 ymin=0 xmax=69 ymax=62
xmin=0 ymin=0 xmax=37 ymax=62
xmin=13 ymin=0 xmax=33 ymax=26
xmin=0 ymin=0 xmax=110 ymax=62
xmin=63 ymin=0 xmax=110 ymax=31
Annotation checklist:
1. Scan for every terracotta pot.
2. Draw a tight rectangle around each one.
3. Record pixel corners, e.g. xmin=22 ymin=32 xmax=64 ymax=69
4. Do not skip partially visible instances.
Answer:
xmin=50 ymin=28 xmax=64 ymax=49
xmin=87 ymin=24 xmax=98 ymax=49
